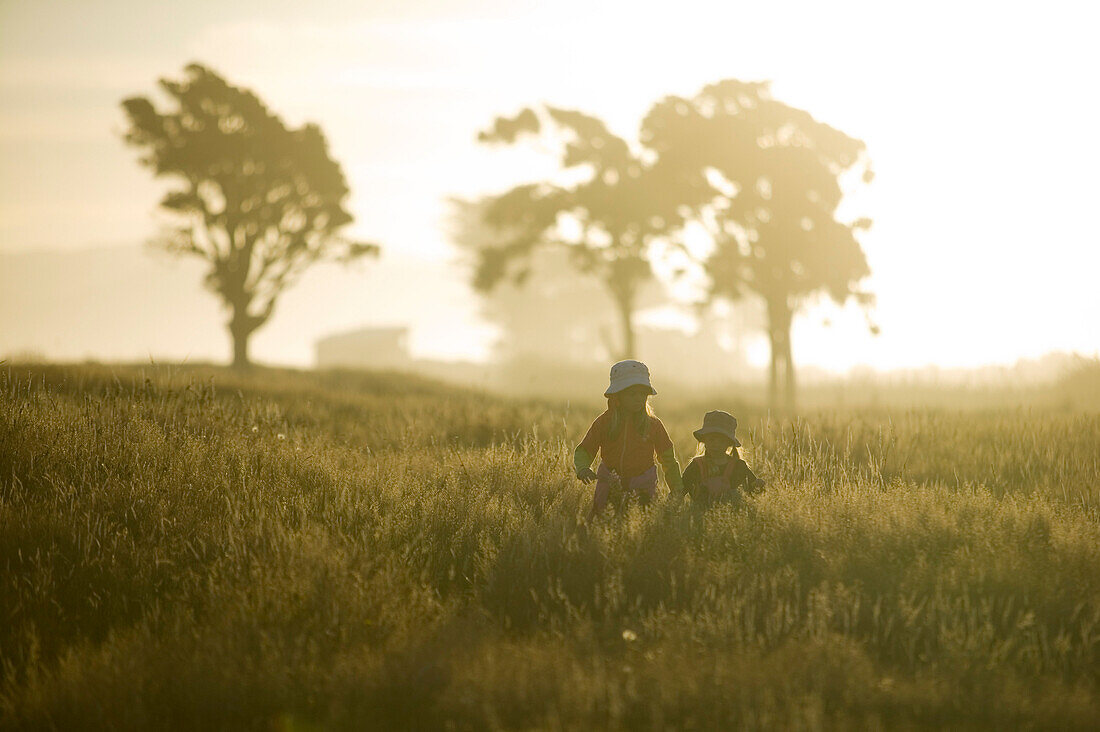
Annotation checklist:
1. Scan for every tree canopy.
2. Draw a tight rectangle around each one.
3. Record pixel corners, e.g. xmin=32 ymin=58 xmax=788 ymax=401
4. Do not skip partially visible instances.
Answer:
xmin=474 ymin=105 xmax=705 ymax=359
xmin=643 ymin=79 xmax=874 ymax=407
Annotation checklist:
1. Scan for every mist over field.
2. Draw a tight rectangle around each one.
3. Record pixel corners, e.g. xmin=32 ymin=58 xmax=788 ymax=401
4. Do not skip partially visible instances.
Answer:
xmin=0 ymin=244 xmax=482 ymax=366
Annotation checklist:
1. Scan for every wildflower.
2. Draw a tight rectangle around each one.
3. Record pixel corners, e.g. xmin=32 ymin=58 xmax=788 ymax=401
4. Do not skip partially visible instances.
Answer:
xmin=622 ymin=629 xmax=638 ymax=642
xmin=251 ymin=426 xmax=259 ymax=433
xmin=277 ymin=433 xmax=286 ymax=441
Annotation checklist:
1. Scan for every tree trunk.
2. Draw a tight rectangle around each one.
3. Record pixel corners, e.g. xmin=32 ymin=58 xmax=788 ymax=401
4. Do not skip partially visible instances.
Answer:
xmin=765 ymin=296 xmax=795 ymax=413
xmin=782 ymin=327 xmax=796 ymax=412
xmin=767 ymin=328 xmax=779 ymax=411
xmin=618 ymin=300 xmax=635 ymax=360
xmin=228 ymin=303 xmax=257 ymax=370
xmin=231 ymin=327 xmax=251 ymax=369
xmin=610 ymin=286 xmax=636 ymax=360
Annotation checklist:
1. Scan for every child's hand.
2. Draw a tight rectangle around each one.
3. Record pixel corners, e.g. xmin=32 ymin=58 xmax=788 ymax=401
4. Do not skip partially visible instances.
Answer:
xmin=577 ymin=467 xmax=598 ymax=484
xmin=753 ymin=478 xmax=765 ymax=490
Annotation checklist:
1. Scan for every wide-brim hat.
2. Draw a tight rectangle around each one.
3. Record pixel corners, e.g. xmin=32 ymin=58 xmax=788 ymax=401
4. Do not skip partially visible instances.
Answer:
xmin=693 ymin=410 xmax=741 ymax=447
xmin=604 ymin=359 xmax=657 ymax=397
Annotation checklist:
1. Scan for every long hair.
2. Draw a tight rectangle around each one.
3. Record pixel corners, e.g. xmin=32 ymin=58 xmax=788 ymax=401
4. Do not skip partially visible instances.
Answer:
xmin=606 ymin=393 xmax=653 ymax=441
xmin=695 ymin=442 xmax=733 ymax=458
xmin=695 ymin=434 xmax=738 ymax=458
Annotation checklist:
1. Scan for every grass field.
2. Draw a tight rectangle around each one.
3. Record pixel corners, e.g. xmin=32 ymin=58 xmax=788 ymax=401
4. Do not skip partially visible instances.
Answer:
xmin=2 ymin=364 xmax=1100 ymax=729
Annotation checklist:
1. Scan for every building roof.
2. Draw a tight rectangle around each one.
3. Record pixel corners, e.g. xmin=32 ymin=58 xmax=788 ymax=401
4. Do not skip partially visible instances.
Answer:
xmin=315 ymin=325 xmax=409 ymax=347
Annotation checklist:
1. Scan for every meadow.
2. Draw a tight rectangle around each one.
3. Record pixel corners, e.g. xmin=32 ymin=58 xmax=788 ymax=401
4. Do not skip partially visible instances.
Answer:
xmin=2 ymin=363 xmax=1099 ymax=729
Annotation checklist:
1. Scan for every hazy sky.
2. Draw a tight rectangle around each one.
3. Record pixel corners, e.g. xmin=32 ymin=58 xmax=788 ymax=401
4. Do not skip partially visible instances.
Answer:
xmin=2 ymin=0 xmax=1098 ymax=370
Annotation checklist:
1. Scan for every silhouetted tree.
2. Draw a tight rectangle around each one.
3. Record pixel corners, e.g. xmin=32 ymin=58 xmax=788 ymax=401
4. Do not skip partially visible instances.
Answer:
xmin=121 ymin=63 xmax=378 ymax=368
xmin=475 ymin=106 xmax=704 ymax=359
xmin=644 ymin=80 xmax=874 ymax=409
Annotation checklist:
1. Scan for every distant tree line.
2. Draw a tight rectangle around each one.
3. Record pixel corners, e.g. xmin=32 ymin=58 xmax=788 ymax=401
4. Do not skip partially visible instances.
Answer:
xmin=466 ymin=81 xmax=876 ymax=410
xmin=122 ymin=64 xmax=873 ymax=408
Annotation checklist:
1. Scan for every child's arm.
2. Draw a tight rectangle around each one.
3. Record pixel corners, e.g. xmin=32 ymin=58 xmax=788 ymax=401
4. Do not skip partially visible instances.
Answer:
xmin=573 ymin=416 xmax=604 ymax=484
xmin=573 ymin=446 xmax=597 ymax=483
xmin=736 ymin=458 xmax=765 ymax=493
xmin=681 ymin=459 xmax=700 ymax=497
xmin=649 ymin=418 xmax=683 ymax=494
xmin=657 ymin=447 xmax=683 ymax=494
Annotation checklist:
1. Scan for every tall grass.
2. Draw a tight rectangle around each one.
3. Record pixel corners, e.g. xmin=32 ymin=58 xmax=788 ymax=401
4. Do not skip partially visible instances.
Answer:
xmin=2 ymin=364 xmax=1099 ymax=729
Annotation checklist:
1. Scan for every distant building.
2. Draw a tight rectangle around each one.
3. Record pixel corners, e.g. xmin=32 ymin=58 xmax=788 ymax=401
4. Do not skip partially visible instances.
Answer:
xmin=315 ymin=326 xmax=411 ymax=370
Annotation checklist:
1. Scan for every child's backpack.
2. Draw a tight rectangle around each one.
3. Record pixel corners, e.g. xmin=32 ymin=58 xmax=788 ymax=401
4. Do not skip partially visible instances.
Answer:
xmin=700 ymin=455 xmax=741 ymax=501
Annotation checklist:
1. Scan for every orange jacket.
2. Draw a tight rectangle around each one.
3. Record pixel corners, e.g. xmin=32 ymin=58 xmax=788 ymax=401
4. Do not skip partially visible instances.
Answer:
xmin=574 ymin=410 xmax=682 ymax=490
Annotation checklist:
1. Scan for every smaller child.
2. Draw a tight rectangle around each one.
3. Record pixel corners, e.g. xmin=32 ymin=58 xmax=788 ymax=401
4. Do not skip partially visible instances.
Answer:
xmin=682 ymin=410 xmax=764 ymax=506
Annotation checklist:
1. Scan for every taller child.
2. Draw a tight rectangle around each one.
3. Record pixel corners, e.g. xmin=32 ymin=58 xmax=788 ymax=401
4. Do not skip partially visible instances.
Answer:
xmin=574 ymin=360 xmax=683 ymax=516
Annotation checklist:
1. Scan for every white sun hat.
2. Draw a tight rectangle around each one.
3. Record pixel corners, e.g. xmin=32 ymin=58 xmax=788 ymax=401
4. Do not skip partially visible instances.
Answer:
xmin=604 ymin=359 xmax=657 ymax=397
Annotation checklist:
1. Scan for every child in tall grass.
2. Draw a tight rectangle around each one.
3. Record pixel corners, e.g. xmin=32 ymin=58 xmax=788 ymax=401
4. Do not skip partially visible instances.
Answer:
xmin=574 ymin=360 xmax=683 ymax=516
xmin=682 ymin=410 xmax=764 ymax=507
